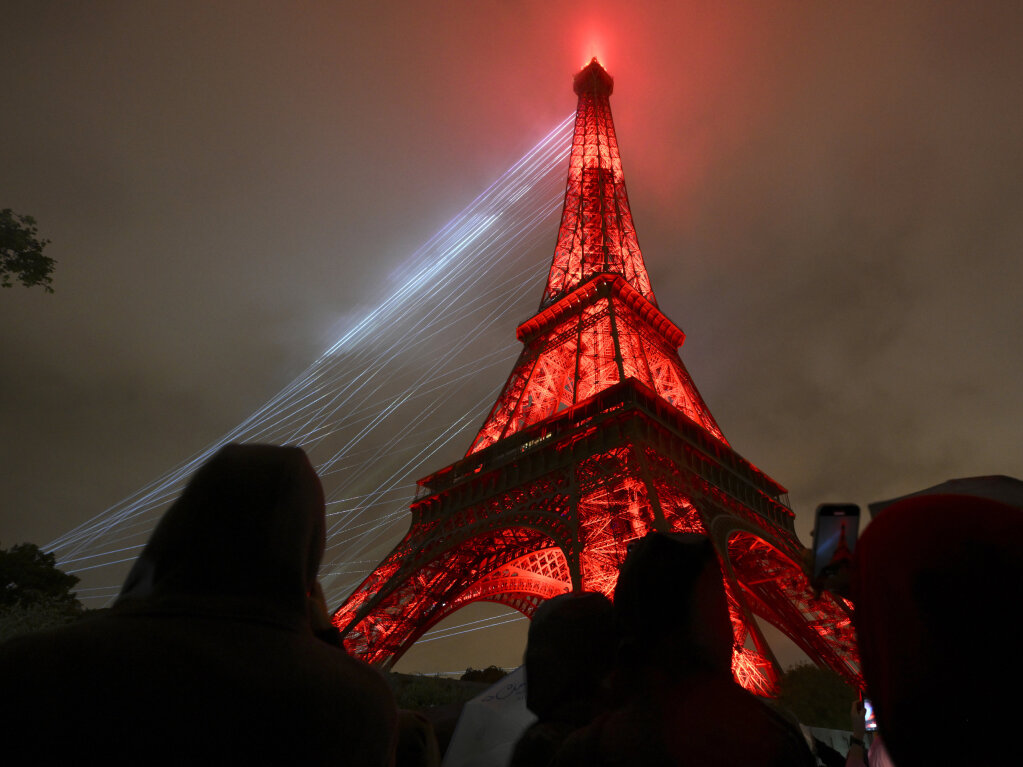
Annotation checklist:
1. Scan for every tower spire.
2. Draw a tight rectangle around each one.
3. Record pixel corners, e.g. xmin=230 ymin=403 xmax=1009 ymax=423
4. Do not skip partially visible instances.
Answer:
xmin=465 ymin=59 xmax=724 ymax=455
xmin=542 ymin=58 xmax=655 ymax=308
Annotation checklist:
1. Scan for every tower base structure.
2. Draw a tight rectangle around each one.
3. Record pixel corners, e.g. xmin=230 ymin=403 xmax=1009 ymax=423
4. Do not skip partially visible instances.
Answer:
xmin=335 ymin=374 xmax=857 ymax=695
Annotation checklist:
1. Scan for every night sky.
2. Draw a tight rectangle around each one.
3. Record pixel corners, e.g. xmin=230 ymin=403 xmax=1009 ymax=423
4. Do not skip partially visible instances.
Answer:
xmin=3 ymin=2 xmax=1021 ymax=672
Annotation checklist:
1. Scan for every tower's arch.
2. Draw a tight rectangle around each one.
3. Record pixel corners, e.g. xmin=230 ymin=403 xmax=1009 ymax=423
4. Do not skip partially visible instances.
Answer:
xmin=336 ymin=524 xmax=571 ymax=668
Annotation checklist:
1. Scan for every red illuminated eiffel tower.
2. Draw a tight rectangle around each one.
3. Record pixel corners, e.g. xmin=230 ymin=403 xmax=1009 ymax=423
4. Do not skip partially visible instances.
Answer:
xmin=333 ymin=59 xmax=858 ymax=694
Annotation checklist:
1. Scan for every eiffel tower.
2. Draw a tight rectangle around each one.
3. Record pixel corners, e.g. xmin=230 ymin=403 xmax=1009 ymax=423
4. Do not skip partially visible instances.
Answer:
xmin=333 ymin=59 xmax=858 ymax=694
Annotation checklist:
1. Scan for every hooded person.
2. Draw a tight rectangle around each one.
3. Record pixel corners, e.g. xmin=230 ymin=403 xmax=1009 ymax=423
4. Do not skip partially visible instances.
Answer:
xmin=510 ymin=591 xmax=615 ymax=767
xmin=0 ymin=444 xmax=397 ymax=764
xmin=852 ymin=493 xmax=1022 ymax=767
xmin=555 ymin=532 xmax=815 ymax=767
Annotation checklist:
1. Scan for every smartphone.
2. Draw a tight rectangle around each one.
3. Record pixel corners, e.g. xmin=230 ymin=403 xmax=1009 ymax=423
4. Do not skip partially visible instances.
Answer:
xmin=863 ymin=698 xmax=878 ymax=732
xmin=812 ymin=503 xmax=860 ymax=579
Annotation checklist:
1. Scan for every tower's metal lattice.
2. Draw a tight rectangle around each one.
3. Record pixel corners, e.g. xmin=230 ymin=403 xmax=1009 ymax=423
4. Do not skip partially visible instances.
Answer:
xmin=333 ymin=59 xmax=858 ymax=694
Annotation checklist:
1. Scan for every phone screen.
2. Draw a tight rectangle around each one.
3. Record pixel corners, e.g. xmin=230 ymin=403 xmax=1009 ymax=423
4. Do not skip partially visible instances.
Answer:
xmin=863 ymin=698 xmax=877 ymax=731
xmin=812 ymin=504 xmax=860 ymax=579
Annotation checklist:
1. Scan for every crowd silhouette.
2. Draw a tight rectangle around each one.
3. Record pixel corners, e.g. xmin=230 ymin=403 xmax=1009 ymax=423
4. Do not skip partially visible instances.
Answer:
xmin=1 ymin=444 xmax=1019 ymax=766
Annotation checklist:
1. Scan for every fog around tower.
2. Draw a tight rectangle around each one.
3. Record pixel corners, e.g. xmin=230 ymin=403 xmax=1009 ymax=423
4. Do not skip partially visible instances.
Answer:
xmin=2 ymin=1 xmax=1021 ymax=671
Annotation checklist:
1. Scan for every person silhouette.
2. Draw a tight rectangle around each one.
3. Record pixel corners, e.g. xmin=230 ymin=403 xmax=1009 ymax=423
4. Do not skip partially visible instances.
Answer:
xmin=555 ymin=532 xmax=815 ymax=767
xmin=511 ymin=591 xmax=615 ymax=767
xmin=0 ymin=444 xmax=397 ymax=764
xmin=852 ymin=492 xmax=1022 ymax=767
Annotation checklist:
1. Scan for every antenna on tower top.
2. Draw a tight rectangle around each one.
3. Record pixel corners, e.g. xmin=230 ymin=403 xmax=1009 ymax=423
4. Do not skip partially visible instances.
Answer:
xmin=574 ymin=57 xmax=614 ymax=96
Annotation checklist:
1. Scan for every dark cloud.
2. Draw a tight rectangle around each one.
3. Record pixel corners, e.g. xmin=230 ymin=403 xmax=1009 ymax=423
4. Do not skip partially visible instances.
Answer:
xmin=3 ymin=1 xmax=1021 ymax=670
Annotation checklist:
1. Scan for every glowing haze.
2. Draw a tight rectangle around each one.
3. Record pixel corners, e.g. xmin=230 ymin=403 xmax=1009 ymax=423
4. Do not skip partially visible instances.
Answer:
xmin=2 ymin=1 xmax=1022 ymax=672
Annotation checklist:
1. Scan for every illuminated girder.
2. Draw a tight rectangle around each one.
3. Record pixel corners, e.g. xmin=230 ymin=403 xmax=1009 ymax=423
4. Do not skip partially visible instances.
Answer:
xmin=333 ymin=60 xmax=860 ymax=694
xmin=467 ymin=275 xmax=727 ymax=454
xmin=542 ymin=58 xmax=654 ymax=308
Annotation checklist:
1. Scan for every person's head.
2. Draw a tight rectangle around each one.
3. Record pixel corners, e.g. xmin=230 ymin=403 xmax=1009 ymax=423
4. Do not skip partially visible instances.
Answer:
xmin=524 ymin=590 xmax=614 ymax=718
xmin=117 ymin=444 xmax=325 ymax=619
xmin=853 ymin=494 xmax=1022 ymax=767
xmin=613 ymin=532 xmax=733 ymax=676
xmin=396 ymin=710 xmax=441 ymax=767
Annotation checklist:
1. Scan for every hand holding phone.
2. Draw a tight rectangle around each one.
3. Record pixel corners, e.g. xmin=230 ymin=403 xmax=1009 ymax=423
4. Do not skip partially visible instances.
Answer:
xmin=850 ymin=698 xmax=866 ymax=738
